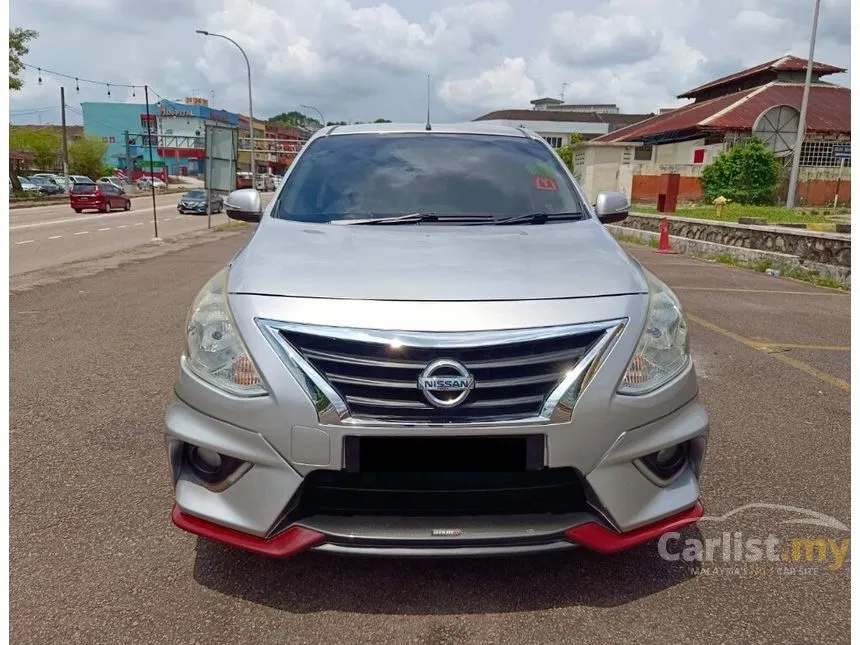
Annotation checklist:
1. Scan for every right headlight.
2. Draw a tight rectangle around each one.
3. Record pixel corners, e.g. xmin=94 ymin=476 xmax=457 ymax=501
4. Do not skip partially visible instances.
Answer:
xmin=618 ymin=269 xmax=690 ymax=395
xmin=184 ymin=267 xmax=267 ymax=397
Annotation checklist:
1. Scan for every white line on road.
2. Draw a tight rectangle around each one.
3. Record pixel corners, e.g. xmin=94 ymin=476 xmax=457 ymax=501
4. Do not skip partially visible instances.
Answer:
xmin=98 ymin=228 xmax=111 ymax=231
xmin=117 ymin=225 xmax=127 ymax=228
xmin=15 ymin=240 xmax=34 ymax=245
xmin=9 ymin=203 xmax=175 ymax=231
xmin=74 ymin=231 xmax=88 ymax=235
xmin=134 ymin=222 xmax=143 ymax=226
xmin=48 ymin=235 xmax=63 ymax=240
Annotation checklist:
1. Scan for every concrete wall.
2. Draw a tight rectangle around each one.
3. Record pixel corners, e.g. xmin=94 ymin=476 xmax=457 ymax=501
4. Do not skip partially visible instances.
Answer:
xmin=572 ymin=143 xmax=636 ymax=203
xmin=619 ymin=213 xmax=850 ymax=268
xmin=652 ymin=139 xmax=724 ymax=165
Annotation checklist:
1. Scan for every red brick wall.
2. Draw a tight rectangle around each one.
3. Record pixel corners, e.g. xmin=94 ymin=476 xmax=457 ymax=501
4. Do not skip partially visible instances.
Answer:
xmin=796 ymin=179 xmax=851 ymax=206
xmin=632 ymin=175 xmax=703 ymax=202
xmin=632 ymin=175 xmax=851 ymax=206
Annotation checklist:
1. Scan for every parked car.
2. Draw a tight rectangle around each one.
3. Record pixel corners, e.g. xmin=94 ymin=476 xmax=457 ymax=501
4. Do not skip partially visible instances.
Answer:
xmin=69 ymin=181 xmax=131 ymax=213
xmin=97 ymin=176 xmax=125 ymax=190
xmin=256 ymin=175 xmax=276 ymax=192
xmin=32 ymin=173 xmax=66 ymax=191
xmin=13 ymin=177 xmax=41 ymax=193
xmin=138 ymin=176 xmax=167 ymax=190
xmin=27 ymin=175 xmax=64 ymax=195
xmin=166 ymin=123 xmax=708 ymax=560
xmin=177 ymin=189 xmax=224 ymax=215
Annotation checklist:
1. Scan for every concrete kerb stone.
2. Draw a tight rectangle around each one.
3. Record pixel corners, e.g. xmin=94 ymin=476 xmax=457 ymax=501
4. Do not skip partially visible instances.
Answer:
xmin=607 ymin=224 xmax=851 ymax=286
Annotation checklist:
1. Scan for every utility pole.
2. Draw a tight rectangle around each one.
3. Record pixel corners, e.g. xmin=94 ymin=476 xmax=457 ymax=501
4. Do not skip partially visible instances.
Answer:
xmin=123 ymin=130 xmax=132 ymax=179
xmin=60 ymin=86 xmax=70 ymax=193
xmin=785 ymin=0 xmax=821 ymax=209
xmin=144 ymin=85 xmax=160 ymax=240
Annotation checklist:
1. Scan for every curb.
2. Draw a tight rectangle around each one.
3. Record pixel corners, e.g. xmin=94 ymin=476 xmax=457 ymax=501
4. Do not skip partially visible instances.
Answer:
xmin=607 ymin=225 xmax=851 ymax=286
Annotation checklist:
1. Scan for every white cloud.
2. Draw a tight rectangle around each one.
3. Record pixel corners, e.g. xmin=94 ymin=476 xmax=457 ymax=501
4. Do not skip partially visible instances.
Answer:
xmin=8 ymin=0 xmax=851 ymax=125
xmin=438 ymin=57 xmax=537 ymax=113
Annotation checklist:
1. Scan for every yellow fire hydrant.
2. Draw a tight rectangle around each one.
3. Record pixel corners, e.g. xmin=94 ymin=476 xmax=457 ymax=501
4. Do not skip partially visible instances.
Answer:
xmin=713 ymin=195 xmax=729 ymax=218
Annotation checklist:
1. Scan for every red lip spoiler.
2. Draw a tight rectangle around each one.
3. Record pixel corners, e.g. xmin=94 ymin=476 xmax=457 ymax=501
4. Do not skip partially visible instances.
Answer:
xmin=171 ymin=505 xmax=325 ymax=557
xmin=566 ymin=502 xmax=704 ymax=554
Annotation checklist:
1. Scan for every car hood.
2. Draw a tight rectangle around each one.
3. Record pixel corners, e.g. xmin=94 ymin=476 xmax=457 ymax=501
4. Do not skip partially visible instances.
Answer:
xmin=228 ymin=217 xmax=648 ymax=301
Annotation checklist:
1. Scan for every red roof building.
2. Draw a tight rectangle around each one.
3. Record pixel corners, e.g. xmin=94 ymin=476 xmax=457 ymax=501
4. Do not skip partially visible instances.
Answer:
xmin=593 ymin=56 xmax=849 ymax=168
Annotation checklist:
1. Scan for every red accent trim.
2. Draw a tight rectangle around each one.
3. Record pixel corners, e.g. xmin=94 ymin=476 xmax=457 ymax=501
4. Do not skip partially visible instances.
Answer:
xmin=171 ymin=505 xmax=325 ymax=557
xmin=566 ymin=502 xmax=704 ymax=554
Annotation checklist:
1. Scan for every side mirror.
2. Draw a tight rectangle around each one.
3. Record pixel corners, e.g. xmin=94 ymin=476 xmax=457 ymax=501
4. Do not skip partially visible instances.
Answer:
xmin=225 ymin=188 xmax=263 ymax=223
xmin=595 ymin=191 xmax=630 ymax=224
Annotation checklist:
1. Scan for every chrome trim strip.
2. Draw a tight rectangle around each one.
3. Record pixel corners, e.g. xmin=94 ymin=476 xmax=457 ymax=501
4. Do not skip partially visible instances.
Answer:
xmin=256 ymin=318 xmax=627 ymax=427
xmin=546 ymin=322 xmax=626 ymax=424
xmin=311 ymin=541 xmax=577 ymax=558
xmin=345 ymin=394 xmax=546 ymax=410
xmin=329 ymin=372 xmax=559 ymax=389
xmin=271 ymin=320 xmax=617 ymax=348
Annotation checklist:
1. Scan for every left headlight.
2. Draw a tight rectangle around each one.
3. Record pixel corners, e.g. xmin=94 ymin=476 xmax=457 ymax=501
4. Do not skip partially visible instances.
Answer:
xmin=185 ymin=267 xmax=267 ymax=397
xmin=618 ymin=269 xmax=690 ymax=395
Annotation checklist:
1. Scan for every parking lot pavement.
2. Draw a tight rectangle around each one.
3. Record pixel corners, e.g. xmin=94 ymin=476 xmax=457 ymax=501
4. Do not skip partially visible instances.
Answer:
xmin=10 ymin=233 xmax=850 ymax=644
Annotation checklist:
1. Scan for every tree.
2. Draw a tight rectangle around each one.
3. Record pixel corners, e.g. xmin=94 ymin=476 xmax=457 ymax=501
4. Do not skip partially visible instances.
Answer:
xmin=374 ymin=118 xmax=392 ymax=123
xmin=700 ymin=136 xmax=780 ymax=205
xmin=9 ymin=127 xmax=62 ymax=170
xmin=269 ymin=111 xmax=321 ymax=129
xmin=9 ymin=28 xmax=38 ymax=90
xmin=556 ymin=132 xmax=583 ymax=171
xmin=68 ymin=135 xmax=109 ymax=180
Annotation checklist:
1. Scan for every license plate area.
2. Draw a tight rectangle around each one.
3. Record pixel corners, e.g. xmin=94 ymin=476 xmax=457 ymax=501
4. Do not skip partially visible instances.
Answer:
xmin=344 ymin=435 xmax=545 ymax=473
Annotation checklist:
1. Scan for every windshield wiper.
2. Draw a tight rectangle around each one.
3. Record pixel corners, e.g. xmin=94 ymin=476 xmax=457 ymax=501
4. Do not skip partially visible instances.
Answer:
xmin=333 ymin=213 xmax=495 ymax=225
xmin=493 ymin=211 xmax=586 ymax=225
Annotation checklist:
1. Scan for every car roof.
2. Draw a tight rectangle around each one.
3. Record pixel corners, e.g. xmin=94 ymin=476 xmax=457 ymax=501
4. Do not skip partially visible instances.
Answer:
xmin=312 ymin=121 xmax=539 ymax=140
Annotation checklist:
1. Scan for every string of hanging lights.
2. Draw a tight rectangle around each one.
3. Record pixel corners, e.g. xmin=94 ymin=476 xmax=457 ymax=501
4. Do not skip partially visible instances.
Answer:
xmin=21 ymin=62 xmax=148 ymax=98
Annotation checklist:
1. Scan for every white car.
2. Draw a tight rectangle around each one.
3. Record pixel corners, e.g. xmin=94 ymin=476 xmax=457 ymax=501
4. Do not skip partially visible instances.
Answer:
xmin=98 ymin=176 xmax=125 ymax=190
xmin=138 ymin=177 xmax=168 ymax=190
xmin=13 ymin=176 xmax=41 ymax=193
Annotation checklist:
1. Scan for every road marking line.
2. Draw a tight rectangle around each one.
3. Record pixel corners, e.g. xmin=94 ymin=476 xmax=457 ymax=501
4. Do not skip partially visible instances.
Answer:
xmin=686 ymin=313 xmax=850 ymax=392
xmin=757 ymin=342 xmax=851 ymax=352
xmin=134 ymin=222 xmax=144 ymax=226
xmin=117 ymin=225 xmax=127 ymax=228
xmin=48 ymin=235 xmax=63 ymax=239
xmin=97 ymin=227 xmax=111 ymax=231
xmin=15 ymin=240 xmax=34 ymax=245
xmin=75 ymin=231 xmax=88 ymax=235
xmin=675 ymin=286 xmax=847 ymax=297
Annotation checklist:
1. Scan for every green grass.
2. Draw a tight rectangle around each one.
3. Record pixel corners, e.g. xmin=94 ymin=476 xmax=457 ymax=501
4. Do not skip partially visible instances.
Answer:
xmin=632 ymin=202 xmax=846 ymax=225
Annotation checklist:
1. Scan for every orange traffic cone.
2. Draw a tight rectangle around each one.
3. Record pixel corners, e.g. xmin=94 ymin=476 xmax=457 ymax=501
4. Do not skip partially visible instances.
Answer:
xmin=656 ymin=217 xmax=675 ymax=254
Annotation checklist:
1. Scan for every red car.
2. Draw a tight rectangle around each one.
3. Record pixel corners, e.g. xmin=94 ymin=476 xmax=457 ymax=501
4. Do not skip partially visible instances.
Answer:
xmin=70 ymin=182 xmax=131 ymax=213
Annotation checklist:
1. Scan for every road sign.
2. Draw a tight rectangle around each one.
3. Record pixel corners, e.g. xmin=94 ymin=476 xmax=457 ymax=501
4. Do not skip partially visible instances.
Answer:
xmin=832 ymin=143 xmax=851 ymax=159
xmin=205 ymin=124 xmax=239 ymax=193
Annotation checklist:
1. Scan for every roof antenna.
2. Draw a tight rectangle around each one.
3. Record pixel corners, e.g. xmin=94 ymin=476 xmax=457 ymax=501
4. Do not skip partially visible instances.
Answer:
xmin=425 ymin=74 xmax=432 ymax=131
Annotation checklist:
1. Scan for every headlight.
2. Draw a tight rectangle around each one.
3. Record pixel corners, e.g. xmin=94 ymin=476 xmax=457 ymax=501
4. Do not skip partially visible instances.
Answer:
xmin=185 ymin=267 xmax=266 ymax=396
xmin=618 ymin=269 xmax=690 ymax=395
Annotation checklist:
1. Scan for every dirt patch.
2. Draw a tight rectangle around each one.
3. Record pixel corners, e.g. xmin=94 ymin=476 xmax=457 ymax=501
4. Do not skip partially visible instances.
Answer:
xmin=11 ymin=227 xmax=253 ymax=293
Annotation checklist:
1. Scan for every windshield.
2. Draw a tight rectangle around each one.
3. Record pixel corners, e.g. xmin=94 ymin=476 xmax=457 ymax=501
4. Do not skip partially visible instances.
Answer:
xmin=185 ymin=190 xmax=205 ymax=198
xmin=273 ymin=133 xmax=587 ymax=224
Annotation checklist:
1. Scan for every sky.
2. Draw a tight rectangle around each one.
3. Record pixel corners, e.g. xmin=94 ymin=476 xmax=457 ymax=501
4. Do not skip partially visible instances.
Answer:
xmin=9 ymin=0 xmax=852 ymax=127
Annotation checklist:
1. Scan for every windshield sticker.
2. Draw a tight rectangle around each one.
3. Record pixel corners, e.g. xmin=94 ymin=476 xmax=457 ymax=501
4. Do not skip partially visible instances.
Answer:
xmin=533 ymin=176 xmax=558 ymax=191
xmin=526 ymin=162 xmax=557 ymax=178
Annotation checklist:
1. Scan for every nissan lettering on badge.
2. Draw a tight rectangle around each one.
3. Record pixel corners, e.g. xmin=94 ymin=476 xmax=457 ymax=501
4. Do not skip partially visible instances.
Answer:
xmin=417 ymin=358 xmax=475 ymax=408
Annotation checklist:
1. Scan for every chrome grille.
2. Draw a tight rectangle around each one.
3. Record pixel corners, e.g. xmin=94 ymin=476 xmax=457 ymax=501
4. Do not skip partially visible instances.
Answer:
xmin=266 ymin=321 xmax=621 ymax=424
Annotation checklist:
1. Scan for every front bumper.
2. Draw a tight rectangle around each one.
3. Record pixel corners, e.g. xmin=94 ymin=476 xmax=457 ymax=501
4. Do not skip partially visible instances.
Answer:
xmin=165 ymin=383 xmax=708 ymax=557
xmin=178 ymin=203 xmax=207 ymax=213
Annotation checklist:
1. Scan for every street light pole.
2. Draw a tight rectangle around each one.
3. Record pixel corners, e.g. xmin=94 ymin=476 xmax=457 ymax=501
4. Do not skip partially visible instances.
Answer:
xmin=300 ymin=104 xmax=326 ymax=128
xmin=785 ymin=0 xmax=821 ymax=209
xmin=196 ymin=29 xmax=256 ymax=190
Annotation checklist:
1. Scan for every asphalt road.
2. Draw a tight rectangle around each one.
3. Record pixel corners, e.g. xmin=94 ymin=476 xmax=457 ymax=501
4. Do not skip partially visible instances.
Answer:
xmin=9 ymin=192 xmax=273 ymax=276
xmin=10 ymin=234 xmax=850 ymax=644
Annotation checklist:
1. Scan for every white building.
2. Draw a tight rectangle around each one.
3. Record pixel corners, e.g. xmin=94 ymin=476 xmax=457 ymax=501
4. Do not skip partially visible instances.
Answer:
xmin=473 ymin=103 xmax=653 ymax=149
